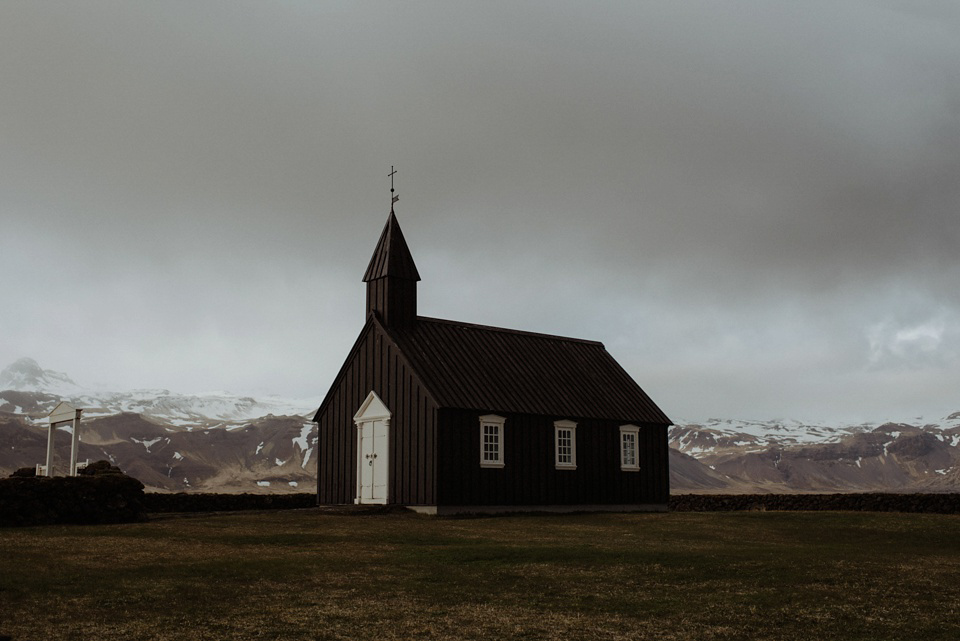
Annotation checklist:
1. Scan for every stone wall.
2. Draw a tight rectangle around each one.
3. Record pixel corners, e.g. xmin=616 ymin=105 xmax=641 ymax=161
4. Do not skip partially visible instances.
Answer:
xmin=669 ymin=493 xmax=960 ymax=514
xmin=0 ymin=474 xmax=146 ymax=527
xmin=143 ymin=492 xmax=317 ymax=513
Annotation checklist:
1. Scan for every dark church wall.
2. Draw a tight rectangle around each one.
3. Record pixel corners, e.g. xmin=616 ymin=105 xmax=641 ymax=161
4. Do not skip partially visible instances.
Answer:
xmin=316 ymin=322 xmax=438 ymax=505
xmin=366 ymin=277 xmax=417 ymax=329
xmin=436 ymin=409 xmax=669 ymax=507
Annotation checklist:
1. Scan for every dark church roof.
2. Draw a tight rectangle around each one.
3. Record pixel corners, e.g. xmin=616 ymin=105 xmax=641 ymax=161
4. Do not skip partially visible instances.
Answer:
xmin=362 ymin=210 xmax=421 ymax=282
xmin=385 ymin=316 xmax=672 ymax=424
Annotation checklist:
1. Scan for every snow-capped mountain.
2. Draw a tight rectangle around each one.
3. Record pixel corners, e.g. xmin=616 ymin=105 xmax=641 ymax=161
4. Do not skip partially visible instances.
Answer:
xmin=0 ymin=357 xmax=320 ymax=428
xmin=670 ymin=417 xmax=874 ymax=457
xmin=0 ymin=357 xmax=84 ymax=397
xmin=670 ymin=414 xmax=960 ymax=493
xmin=0 ymin=358 xmax=320 ymax=493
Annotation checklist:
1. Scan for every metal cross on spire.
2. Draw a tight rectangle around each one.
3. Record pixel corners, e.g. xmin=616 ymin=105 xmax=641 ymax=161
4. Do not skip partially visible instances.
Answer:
xmin=389 ymin=166 xmax=399 ymax=209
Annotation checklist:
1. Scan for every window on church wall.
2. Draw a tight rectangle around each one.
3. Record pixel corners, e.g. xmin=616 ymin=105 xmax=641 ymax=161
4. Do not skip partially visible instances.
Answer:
xmin=479 ymin=414 xmax=505 ymax=468
xmin=554 ymin=420 xmax=577 ymax=469
xmin=483 ymin=425 xmax=500 ymax=462
xmin=620 ymin=425 xmax=640 ymax=471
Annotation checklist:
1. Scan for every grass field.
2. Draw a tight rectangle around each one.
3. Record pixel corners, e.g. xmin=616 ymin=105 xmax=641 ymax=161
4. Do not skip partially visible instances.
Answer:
xmin=2 ymin=510 xmax=959 ymax=640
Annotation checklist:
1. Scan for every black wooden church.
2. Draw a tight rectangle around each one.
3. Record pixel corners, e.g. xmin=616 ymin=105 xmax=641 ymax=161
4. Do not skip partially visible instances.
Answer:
xmin=313 ymin=207 xmax=672 ymax=514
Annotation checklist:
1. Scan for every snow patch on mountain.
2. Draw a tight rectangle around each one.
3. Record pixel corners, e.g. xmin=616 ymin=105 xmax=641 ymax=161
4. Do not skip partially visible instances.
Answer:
xmin=131 ymin=437 xmax=163 ymax=452
xmin=301 ymin=447 xmax=314 ymax=470
xmin=292 ymin=424 xmax=313 ymax=450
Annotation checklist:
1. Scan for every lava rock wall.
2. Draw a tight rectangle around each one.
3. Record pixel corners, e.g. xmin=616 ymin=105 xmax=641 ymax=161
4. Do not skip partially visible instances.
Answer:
xmin=0 ymin=474 xmax=146 ymax=526
xmin=669 ymin=493 xmax=960 ymax=514
xmin=142 ymin=492 xmax=316 ymax=513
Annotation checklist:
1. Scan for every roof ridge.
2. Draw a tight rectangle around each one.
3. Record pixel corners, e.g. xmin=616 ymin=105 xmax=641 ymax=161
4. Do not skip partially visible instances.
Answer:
xmin=415 ymin=316 xmax=605 ymax=347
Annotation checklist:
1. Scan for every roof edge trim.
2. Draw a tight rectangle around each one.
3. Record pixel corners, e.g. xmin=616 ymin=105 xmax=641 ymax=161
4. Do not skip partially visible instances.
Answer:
xmin=415 ymin=316 xmax=604 ymax=347
xmin=312 ymin=317 xmax=376 ymax=422
xmin=370 ymin=314 xmax=443 ymax=408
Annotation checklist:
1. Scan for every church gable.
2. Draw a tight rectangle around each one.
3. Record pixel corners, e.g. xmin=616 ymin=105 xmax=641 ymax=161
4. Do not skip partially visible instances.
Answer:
xmin=313 ymin=317 xmax=438 ymax=424
xmin=314 ymin=316 xmax=439 ymax=506
xmin=354 ymin=390 xmax=391 ymax=423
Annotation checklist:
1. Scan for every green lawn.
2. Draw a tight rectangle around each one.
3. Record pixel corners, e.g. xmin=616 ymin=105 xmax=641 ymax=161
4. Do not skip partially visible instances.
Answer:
xmin=1 ymin=510 xmax=959 ymax=640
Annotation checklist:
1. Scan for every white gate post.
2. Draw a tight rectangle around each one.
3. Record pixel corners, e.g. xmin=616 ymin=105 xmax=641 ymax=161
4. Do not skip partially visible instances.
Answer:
xmin=69 ymin=408 xmax=83 ymax=476
xmin=44 ymin=422 xmax=55 ymax=477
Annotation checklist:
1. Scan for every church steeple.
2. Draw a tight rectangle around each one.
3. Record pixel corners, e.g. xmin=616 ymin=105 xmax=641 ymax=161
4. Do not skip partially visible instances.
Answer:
xmin=363 ymin=210 xmax=420 ymax=328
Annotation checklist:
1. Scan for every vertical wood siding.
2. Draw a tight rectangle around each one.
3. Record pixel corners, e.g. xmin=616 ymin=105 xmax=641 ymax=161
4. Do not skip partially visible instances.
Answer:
xmin=366 ymin=278 xmax=417 ymax=329
xmin=316 ymin=323 xmax=437 ymax=505
xmin=437 ymin=409 xmax=669 ymax=506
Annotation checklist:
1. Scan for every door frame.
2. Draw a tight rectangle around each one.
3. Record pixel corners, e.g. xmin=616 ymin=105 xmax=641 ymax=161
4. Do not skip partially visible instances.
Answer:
xmin=353 ymin=391 xmax=391 ymax=505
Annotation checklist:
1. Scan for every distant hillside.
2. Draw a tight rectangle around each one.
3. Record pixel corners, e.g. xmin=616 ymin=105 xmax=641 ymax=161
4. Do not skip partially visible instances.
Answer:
xmin=2 ymin=357 xmax=958 ymax=494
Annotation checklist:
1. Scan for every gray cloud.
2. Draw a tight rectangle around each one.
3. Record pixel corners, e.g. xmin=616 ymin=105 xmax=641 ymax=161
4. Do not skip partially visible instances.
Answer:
xmin=2 ymin=1 xmax=958 ymax=421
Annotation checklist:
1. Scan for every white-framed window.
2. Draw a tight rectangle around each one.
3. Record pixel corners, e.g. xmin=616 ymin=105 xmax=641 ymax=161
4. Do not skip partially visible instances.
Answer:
xmin=554 ymin=420 xmax=577 ymax=469
xmin=479 ymin=414 xmax=506 ymax=468
xmin=619 ymin=424 xmax=640 ymax=471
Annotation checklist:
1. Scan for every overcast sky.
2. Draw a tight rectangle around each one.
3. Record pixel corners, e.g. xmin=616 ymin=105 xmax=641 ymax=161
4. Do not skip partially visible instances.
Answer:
xmin=2 ymin=1 xmax=958 ymax=423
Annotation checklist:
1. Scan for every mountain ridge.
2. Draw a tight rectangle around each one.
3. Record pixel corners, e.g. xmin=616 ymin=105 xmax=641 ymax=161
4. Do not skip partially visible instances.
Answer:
xmin=2 ymin=358 xmax=957 ymax=494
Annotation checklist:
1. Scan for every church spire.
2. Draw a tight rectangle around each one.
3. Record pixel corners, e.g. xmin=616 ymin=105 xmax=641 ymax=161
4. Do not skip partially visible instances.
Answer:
xmin=362 ymin=210 xmax=421 ymax=283
xmin=363 ymin=208 xmax=420 ymax=328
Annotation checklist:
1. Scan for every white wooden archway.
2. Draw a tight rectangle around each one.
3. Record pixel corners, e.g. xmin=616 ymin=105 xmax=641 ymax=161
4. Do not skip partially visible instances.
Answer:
xmin=41 ymin=401 xmax=84 ymax=477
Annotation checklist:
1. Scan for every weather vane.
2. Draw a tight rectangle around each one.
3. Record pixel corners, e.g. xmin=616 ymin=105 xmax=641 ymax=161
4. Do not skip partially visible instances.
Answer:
xmin=389 ymin=166 xmax=399 ymax=208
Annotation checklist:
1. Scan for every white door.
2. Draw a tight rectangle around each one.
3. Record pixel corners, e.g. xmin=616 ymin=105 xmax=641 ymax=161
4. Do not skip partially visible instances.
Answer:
xmin=354 ymin=391 xmax=391 ymax=505
xmin=358 ymin=419 xmax=388 ymax=503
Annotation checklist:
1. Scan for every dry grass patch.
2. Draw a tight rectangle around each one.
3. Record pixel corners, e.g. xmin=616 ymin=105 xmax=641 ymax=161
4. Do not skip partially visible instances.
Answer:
xmin=1 ymin=510 xmax=959 ymax=640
